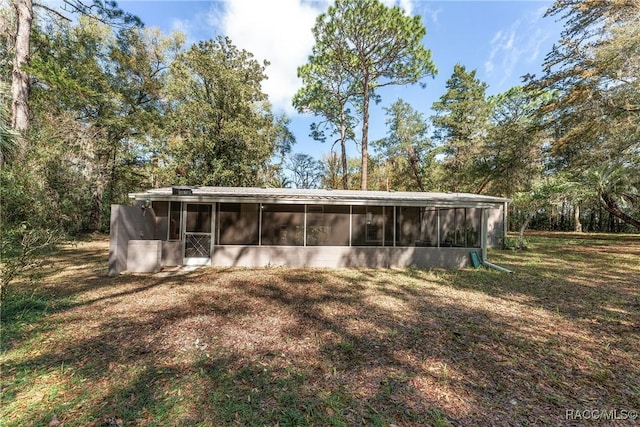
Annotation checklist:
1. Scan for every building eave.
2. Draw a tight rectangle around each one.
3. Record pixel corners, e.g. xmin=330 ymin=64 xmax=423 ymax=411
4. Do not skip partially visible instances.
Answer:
xmin=129 ymin=186 xmax=510 ymax=209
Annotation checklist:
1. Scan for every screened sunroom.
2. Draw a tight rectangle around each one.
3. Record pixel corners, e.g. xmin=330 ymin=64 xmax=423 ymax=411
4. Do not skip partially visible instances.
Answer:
xmin=109 ymin=187 xmax=508 ymax=274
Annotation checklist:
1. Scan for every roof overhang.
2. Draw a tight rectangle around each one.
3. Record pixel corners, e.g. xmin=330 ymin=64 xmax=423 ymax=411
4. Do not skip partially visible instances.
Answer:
xmin=129 ymin=186 xmax=510 ymax=209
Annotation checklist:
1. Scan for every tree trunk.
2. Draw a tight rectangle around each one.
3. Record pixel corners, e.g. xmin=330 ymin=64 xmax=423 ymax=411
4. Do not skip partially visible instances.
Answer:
xmin=474 ymin=174 xmax=492 ymax=195
xmin=407 ymin=150 xmax=425 ymax=192
xmin=518 ymin=211 xmax=533 ymax=249
xmin=11 ymin=0 xmax=33 ymax=144
xmin=574 ymin=203 xmax=582 ymax=232
xmin=608 ymin=211 xmax=615 ymax=232
xmin=88 ymin=144 xmax=112 ymax=232
xmin=89 ymin=171 xmax=106 ymax=232
xmin=601 ymin=193 xmax=640 ymax=231
xmin=360 ymin=76 xmax=370 ymax=190
xmin=597 ymin=203 xmax=603 ymax=231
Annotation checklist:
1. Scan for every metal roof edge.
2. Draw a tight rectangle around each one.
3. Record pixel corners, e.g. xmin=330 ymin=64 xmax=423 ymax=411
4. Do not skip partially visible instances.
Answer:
xmin=128 ymin=186 xmax=510 ymax=205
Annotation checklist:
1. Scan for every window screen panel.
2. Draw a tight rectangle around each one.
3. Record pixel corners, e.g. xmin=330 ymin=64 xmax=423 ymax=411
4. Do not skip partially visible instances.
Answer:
xmin=218 ymin=203 xmax=259 ymax=245
xmin=306 ymin=205 xmax=350 ymax=246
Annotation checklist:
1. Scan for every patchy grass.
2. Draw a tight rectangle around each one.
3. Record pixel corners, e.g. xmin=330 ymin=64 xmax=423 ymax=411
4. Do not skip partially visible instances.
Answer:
xmin=1 ymin=232 xmax=639 ymax=426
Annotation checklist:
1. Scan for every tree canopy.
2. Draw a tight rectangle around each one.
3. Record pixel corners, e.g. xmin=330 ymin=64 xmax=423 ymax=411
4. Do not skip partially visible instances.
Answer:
xmin=166 ymin=36 xmax=281 ymax=186
xmin=304 ymin=0 xmax=437 ymax=189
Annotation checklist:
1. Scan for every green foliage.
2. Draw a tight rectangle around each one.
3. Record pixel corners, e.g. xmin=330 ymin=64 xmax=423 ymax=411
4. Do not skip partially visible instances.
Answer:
xmin=1 ymin=82 xmax=62 ymax=301
xmin=3 ymin=0 xmax=638 ymax=242
xmin=579 ymin=163 xmax=640 ymax=230
xmin=510 ymin=177 xmax=568 ymax=248
xmin=0 ymin=156 xmax=64 ymax=302
xmin=166 ymin=36 xmax=281 ymax=186
xmin=529 ymin=0 xmax=639 ymax=169
xmin=520 ymin=0 xmax=640 ymax=231
xmin=0 ymin=81 xmax=19 ymax=164
xmin=28 ymin=18 xmax=182 ymax=231
xmin=293 ymin=47 xmax=358 ymax=190
xmin=309 ymin=0 xmax=437 ymax=189
xmin=319 ymin=152 xmax=343 ymax=189
xmin=0 ymin=224 xmax=61 ymax=302
xmin=479 ymin=86 xmax=547 ymax=197
xmin=432 ymin=64 xmax=490 ymax=192
xmin=373 ymin=99 xmax=436 ymax=191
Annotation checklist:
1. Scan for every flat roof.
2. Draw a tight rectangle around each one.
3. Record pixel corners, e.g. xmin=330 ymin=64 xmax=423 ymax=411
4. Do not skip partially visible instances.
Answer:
xmin=130 ymin=186 xmax=509 ymax=209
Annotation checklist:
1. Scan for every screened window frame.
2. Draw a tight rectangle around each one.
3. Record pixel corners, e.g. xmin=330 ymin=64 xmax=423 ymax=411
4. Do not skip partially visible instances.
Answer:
xmin=193 ymin=202 xmax=487 ymax=249
xmin=168 ymin=201 xmax=183 ymax=241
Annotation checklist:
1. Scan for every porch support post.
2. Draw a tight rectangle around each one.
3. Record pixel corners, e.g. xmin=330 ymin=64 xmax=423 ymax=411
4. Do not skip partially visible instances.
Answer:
xmin=349 ymin=205 xmax=352 ymax=247
xmin=382 ymin=206 xmax=385 ymax=247
xmin=482 ymin=208 xmax=488 ymax=261
xmin=258 ymin=203 xmax=263 ymax=246
xmin=436 ymin=208 xmax=440 ymax=248
xmin=303 ymin=204 xmax=307 ymax=246
xmin=181 ymin=202 xmax=186 ymax=262
xmin=210 ymin=203 xmax=216 ymax=259
xmin=503 ymin=201 xmax=508 ymax=248
xmin=393 ymin=206 xmax=396 ymax=247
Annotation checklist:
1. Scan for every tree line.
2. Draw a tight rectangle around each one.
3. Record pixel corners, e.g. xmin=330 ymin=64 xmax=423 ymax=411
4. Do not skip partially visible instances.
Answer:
xmin=1 ymin=0 xmax=638 ymax=262
xmin=294 ymin=0 xmax=639 ymax=237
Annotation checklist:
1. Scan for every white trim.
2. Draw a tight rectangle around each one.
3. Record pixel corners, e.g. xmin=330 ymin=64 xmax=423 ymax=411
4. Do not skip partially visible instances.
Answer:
xmin=130 ymin=187 xmax=510 ymax=205
xmin=133 ymin=194 xmax=505 ymax=209
xmin=216 ymin=203 xmax=220 ymax=245
xmin=503 ymin=201 xmax=509 ymax=248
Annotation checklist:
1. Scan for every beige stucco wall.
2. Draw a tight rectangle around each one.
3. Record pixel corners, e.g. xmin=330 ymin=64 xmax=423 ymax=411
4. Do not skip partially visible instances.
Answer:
xmin=127 ymin=240 xmax=162 ymax=273
xmin=108 ymin=204 xmax=156 ymax=276
xmin=486 ymin=204 xmax=505 ymax=248
xmin=211 ymin=246 xmax=473 ymax=269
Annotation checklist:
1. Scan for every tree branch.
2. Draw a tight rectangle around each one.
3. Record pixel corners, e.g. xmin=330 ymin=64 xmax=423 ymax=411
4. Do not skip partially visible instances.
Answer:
xmin=33 ymin=2 xmax=72 ymax=21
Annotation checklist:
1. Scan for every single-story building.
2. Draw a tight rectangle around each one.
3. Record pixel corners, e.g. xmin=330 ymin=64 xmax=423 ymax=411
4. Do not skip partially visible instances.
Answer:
xmin=109 ymin=186 xmax=509 ymax=275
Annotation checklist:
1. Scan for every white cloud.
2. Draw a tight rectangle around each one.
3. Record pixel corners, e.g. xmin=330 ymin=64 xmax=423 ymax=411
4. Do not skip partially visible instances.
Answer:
xmin=485 ymin=60 xmax=494 ymax=75
xmin=399 ymin=0 xmax=414 ymax=16
xmin=484 ymin=8 xmax=553 ymax=88
xmin=381 ymin=0 xmax=414 ymax=15
xmin=170 ymin=7 xmax=224 ymax=47
xmin=171 ymin=18 xmax=192 ymax=39
xmin=33 ymin=0 xmax=426 ymax=120
xmin=188 ymin=0 xmax=419 ymax=113
xmin=221 ymin=0 xmax=325 ymax=113
xmin=423 ymin=5 xmax=441 ymax=26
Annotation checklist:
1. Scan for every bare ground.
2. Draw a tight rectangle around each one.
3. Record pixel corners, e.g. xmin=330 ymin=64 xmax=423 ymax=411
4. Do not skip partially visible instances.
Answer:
xmin=2 ymin=232 xmax=639 ymax=426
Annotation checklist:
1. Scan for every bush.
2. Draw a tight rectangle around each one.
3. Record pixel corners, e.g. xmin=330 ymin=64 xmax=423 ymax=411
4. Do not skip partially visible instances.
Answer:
xmin=0 ymin=223 xmax=62 ymax=303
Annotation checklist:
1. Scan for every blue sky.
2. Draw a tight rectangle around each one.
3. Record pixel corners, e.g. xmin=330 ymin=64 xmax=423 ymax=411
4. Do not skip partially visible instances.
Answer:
xmin=115 ymin=0 xmax=562 ymax=161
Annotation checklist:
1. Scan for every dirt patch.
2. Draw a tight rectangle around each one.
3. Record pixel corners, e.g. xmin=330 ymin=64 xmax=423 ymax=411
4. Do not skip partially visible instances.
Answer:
xmin=2 ymin=233 xmax=639 ymax=426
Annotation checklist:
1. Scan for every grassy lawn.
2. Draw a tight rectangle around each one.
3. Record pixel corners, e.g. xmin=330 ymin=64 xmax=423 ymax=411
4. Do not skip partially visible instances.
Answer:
xmin=2 ymin=232 xmax=639 ymax=426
